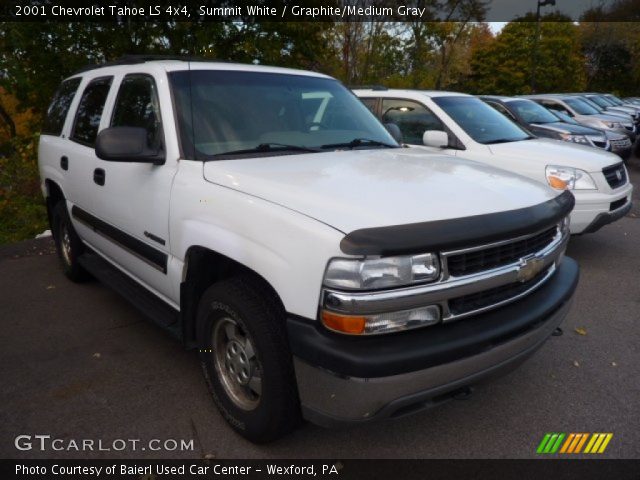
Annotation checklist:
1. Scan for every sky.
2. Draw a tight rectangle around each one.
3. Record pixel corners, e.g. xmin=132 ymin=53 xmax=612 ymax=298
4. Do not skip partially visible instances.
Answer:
xmin=488 ymin=22 xmax=506 ymax=33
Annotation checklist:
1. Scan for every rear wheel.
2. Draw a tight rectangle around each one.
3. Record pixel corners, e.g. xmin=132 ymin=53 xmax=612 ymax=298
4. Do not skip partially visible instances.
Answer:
xmin=196 ymin=276 xmax=301 ymax=443
xmin=52 ymin=201 xmax=89 ymax=282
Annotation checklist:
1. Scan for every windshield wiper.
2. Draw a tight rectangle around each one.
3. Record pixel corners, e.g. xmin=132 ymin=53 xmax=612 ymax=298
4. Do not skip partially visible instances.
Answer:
xmin=320 ymin=138 xmax=398 ymax=150
xmin=485 ymin=136 xmax=534 ymax=144
xmin=211 ymin=143 xmax=322 ymax=157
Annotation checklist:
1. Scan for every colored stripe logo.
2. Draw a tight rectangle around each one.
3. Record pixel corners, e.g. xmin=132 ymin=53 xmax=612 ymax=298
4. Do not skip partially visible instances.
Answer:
xmin=537 ymin=433 xmax=613 ymax=454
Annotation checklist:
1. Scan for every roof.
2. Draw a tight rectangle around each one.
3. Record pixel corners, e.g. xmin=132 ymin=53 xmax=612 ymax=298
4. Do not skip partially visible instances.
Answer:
xmin=352 ymin=88 xmax=471 ymax=98
xmin=69 ymin=55 xmax=332 ymax=80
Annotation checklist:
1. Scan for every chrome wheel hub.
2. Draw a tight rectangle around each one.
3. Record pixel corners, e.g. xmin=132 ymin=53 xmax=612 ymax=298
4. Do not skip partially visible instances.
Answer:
xmin=212 ymin=317 xmax=262 ymax=410
xmin=60 ymin=223 xmax=72 ymax=266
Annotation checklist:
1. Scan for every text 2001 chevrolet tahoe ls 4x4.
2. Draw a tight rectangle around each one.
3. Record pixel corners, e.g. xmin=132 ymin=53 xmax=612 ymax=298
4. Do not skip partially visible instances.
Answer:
xmin=39 ymin=57 xmax=578 ymax=442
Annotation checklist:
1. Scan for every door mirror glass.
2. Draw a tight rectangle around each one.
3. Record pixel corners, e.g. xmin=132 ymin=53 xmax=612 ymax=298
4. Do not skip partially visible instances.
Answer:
xmin=384 ymin=123 xmax=403 ymax=144
xmin=423 ymin=130 xmax=449 ymax=148
xmin=95 ymin=127 xmax=164 ymax=164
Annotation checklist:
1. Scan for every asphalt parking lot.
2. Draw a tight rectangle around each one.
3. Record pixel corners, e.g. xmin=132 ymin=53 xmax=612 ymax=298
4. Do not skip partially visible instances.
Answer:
xmin=1 ymin=158 xmax=639 ymax=460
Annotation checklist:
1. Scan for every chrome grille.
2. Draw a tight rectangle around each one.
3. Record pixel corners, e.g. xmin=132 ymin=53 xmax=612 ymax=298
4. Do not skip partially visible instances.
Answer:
xmin=603 ymin=163 xmax=627 ymax=189
xmin=449 ymin=266 xmax=552 ymax=316
xmin=447 ymin=226 xmax=557 ymax=277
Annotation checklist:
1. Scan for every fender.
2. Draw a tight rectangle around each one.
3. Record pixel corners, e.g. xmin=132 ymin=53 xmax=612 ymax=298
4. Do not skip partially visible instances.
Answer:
xmin=169 ymin=162 xmax=345 ymax=321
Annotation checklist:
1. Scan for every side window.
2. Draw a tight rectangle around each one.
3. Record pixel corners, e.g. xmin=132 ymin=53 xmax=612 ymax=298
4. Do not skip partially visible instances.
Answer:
xmin=486 ymin=102 xmax=516 ymax=121
xmin=111 ymin=74 xmax=162 ymax=150
xmin=70 ymin=77 xmax=113 ymax=147
xmin=360 ymin=97 xmax=378 ymax=115
xmin=42 ymin=77 xmax=82 ymax=136
xmin=542 ymin=101 xmax=568 ymax=115
xmin=381 ymin=99 xmax=444 ymax=144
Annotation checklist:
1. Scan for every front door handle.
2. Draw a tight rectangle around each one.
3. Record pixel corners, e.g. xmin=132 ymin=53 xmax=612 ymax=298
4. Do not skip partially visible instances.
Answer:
xmin=60 ymin=156 xmax=68 ymax=171
xmin=93 ymin=168 xmax=105 ymax=186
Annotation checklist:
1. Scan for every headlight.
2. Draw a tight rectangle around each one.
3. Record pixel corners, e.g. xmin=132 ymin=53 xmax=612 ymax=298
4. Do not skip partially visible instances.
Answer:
xmin=559 ymin=133 xmax=589 ymax=144
xmin=323 ymin=253 xmax=440 ymax=290
xmin=546 ymin=165 xmax=597 ymax=190
xmin=602 ymin=121 xmax=622 ymax=128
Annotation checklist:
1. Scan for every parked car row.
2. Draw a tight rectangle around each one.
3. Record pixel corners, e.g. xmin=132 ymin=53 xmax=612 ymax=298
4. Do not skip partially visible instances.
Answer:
xmin=38 ymin=57 xmax=629 ymax=442
xmin=353 ymin=87 xmax=633 ymax=235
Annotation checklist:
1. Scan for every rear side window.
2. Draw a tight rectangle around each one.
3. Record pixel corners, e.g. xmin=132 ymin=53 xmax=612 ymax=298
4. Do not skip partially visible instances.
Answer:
xmin=42 ymin=78 xmax=82 ymax=136
xmin=360 ymin=97 xmax=378 ymax=115
xmin=70 ymin=76 xmax=113 ymax=147
xmin=111 ymin=74 xmax=162 ymax=150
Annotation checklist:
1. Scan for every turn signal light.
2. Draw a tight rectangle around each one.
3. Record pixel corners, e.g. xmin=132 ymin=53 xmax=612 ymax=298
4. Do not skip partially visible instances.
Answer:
xmin=548 ymin=175 xmax=568 ymax=190
xmin=321 ymin=311 xmax=366 ymax=335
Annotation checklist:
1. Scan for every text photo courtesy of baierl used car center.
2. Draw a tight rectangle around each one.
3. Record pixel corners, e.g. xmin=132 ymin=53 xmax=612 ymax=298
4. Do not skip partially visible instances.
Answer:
xmin=0 ymin=0 xmax=639 ymax=479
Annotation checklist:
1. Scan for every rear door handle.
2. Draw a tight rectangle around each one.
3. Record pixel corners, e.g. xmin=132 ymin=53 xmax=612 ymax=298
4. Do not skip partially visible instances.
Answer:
xmin=93 ymin=168 xmax=105 ymax=186
xmin=60 ymin=156 xmax=68 ymax=171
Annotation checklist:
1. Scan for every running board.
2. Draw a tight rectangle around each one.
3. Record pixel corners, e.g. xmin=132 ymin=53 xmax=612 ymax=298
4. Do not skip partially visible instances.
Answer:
xmin=78 ymin=253 xmax=181 ymax=340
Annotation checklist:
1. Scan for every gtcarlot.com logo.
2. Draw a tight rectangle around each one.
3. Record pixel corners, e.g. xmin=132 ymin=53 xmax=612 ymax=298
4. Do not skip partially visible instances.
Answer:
xmin=536 ymin=433 xmax=613 ymax=454
xmin=14 ymin=435 xmax=194 ymax=452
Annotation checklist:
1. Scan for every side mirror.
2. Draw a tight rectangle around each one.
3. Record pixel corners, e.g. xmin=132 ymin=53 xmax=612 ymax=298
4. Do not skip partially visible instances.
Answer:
xmin=95 ymin=127 xmax=164 ymax=165
xmin=384 ymin=123 xmax=403 ymax=144
xmin=423 ymin=130 xmax=449 ymax=148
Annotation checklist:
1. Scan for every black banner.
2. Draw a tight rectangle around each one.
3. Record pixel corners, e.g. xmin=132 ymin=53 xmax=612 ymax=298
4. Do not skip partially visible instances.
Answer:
xmin=2 ymin=0 xmax=640 ymax=23
xmin=2 ymin=460 xmax=640 ymax=480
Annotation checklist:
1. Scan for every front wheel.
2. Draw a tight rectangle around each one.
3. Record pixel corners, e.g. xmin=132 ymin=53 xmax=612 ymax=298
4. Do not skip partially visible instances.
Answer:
xmin=196 ymin=276 xmax=301 ymax=443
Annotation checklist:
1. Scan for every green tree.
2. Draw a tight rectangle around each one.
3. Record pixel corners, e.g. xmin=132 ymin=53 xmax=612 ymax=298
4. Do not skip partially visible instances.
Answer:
xmin=466 ymin=14 xmax=586 ymax=95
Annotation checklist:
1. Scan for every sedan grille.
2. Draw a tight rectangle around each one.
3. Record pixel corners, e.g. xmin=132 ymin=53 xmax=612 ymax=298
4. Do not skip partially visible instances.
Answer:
xmin=602 ymin=163 xmax=627 ymax=189
xmin=610 ymin=138 xmax=631 ymax=149
xmin=447 ymin=226 xmax=558 ymax=277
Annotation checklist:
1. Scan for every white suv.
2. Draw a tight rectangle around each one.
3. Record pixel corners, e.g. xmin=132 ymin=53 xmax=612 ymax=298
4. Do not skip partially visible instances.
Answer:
xmin=39 ymin=57 xmax=578 ymax=442
xmin=353 ymin=88 xmax=633 ymax=234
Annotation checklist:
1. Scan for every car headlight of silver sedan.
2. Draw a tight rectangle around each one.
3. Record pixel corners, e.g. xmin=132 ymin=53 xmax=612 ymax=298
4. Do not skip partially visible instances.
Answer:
xmin=559 ymin=133 xmax=590 ymax=144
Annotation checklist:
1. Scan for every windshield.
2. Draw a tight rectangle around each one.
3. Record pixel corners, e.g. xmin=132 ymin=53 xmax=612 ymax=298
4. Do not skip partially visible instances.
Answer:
xmin=565 ymin=98 xmax=600 ymax=115
xmin=433 ymin=96 xmax=531 ymax=144
xmin=588 ymin=95 xmax=613 ymax=108
xmin=606 ymin=95 xmax=624 ymax=106
xmin=169 ymin=69 xmax=397 ymax=159
xmin=507 ymin=99 xmax=560 ymax=124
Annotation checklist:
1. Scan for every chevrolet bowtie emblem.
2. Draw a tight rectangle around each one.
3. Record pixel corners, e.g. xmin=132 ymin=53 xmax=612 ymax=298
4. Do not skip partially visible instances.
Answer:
xmin=517 ymin=255 xmax=545 ymax=283
xmin=616 ymin=170 xmax=622 ymax=181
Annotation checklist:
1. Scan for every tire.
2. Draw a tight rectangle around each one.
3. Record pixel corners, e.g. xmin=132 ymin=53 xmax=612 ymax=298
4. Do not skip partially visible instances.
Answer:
xmin=51 ymin=201 xmax=89 ymax=282
xmin=196 ymin=276 xmax=301 ymax=443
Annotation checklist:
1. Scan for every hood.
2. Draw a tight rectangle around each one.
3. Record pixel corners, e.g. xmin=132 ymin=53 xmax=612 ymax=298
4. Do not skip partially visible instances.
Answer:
xmin=202 ymin=148 xmax=558 ymax=234
xmin=579 ymin=113 xmax=633 ymax=124
xmin=488 ymin=138 xmax=621 ymax=172
xmin=606 ymin=106 xmax=638 ymax=116
xmin=531 ymin=121 xmax=601 ymax=136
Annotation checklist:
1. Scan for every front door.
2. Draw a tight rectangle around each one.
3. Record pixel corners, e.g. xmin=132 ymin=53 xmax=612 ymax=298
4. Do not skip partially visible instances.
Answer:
xmin=83 ymin=73 xmax=177 ymax=303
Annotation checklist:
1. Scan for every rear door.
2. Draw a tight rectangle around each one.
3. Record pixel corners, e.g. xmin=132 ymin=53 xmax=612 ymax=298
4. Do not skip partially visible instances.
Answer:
xmin=63 ymin=76 xmax=114 ymax=239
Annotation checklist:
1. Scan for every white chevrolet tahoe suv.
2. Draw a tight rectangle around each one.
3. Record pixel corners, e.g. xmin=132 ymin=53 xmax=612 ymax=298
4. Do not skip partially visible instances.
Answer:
xmin=353 ymin=88 xmax=633 ymax=234
xmin=39 ymin=57 xmax=578 ymax=442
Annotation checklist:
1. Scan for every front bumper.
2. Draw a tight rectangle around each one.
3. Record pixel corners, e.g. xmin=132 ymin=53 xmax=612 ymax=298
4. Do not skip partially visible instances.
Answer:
xmin=288 ymin=257 xmax=579 ymax=426
xmin=570 ymin=182 xmax=633 ymax=234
